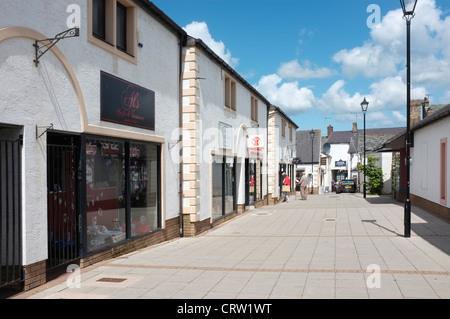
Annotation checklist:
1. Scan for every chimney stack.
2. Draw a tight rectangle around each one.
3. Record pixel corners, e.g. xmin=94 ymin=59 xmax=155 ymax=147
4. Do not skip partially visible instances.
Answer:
xmin=422 ymin=97 xmax=430 ymax=119
xmin=410 ymin=99 xmax=422 ymax=126
xmin=352 ymin=122 xmax=357 ymax=133
xmin=327 ymin=125 xmax=333 ymax=138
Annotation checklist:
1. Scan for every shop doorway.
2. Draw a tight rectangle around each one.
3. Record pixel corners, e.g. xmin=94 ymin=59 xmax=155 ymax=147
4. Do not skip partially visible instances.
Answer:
xmin=0 ymin=134 xmax=22 ymax=288
xmin=47 ymin=133 xmax=80 ymax=272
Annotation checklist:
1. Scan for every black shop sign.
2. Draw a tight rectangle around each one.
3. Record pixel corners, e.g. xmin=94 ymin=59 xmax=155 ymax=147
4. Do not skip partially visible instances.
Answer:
xmin=335 ymin=159 xmax=346 ymax=167
xmin=100 ymin=71 xmax=155 ymax=130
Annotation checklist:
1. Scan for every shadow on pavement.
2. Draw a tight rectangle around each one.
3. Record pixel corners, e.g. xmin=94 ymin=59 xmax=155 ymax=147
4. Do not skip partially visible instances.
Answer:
xmin=365 ymin=195 xmax=450 ymax=256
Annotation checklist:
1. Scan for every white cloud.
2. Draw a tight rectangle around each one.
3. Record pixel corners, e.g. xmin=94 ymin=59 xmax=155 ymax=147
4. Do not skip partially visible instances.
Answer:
xmin=254 ymin=74 xmax=316 ymax=113
xmin=369 ymin=76 xmax=406 ymax=109
xmin=183 ymin=21 xmax=239 ymax=68
xmin=392 ymin=110 xmax=406 ymax=123
xmin=331 ymin=0 xmax=450 ymax=103
xmin=333 ymin=43 xmax=398 ymax=78
xmin=277 ymin=60 xmax=335 ymax=79
xmin=319 ymin=80 xmax=365 ymax=114
xmin=181 ymin=1 xmax=449 ymax=129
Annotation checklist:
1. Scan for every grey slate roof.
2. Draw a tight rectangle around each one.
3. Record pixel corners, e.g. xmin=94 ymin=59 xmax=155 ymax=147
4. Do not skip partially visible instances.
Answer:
xmin=320 ymin=126 xmax=405 ymax=155
xmin=295 ymin=130 xmax=320 ymax=164
xmin=412 ymin=104 xmax=450 ymax=131
xmin=374 ymin=104 xmax=450 ymax=152
xmin=358 ymin=127 xmax=405 ymax=153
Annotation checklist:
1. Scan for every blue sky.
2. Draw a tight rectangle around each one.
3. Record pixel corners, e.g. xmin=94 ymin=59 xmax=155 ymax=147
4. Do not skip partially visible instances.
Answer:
xmin=151 ymin=0 xmax=450 ymax=134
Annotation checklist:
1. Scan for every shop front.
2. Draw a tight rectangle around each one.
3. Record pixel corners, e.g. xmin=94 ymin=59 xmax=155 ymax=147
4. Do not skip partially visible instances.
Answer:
xmin=212 ymin=155 xmax=236 ymax=221
xmin=84 ymin=137 xmax=160 ymax=253
xmin=46 ymin=133 xmax=162 ymax=263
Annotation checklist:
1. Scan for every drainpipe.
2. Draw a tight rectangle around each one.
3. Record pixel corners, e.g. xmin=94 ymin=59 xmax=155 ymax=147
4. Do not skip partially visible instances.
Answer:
xmin=266 ymin=103 xmax=270 ymax=205
xmin=178 ymin=32 xmax=186 ymax=237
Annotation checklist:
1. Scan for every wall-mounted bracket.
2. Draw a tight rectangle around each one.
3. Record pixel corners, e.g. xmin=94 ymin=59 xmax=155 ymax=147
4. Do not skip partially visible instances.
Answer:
xmin=168 ymin=139 xmax=181 ymax=150
xmin=33 ymin=27 xmax=79 ymax=67
xmin=36 ymin=123 xmax=53 ymax=139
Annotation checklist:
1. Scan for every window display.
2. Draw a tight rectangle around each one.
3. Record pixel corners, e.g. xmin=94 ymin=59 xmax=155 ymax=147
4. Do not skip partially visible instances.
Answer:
xmin=130 ymin=143 xmax=158 ymax=237
xmin=212 ymin=155 xmax=236 ymax=220
xmin=85 ymin=138 xmax=160 ymax=253
xmin=86 ymin=139 xmax=126 ymax=252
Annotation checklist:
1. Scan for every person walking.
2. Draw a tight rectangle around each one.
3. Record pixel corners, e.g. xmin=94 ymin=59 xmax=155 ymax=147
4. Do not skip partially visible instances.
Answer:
xmin=299 ymin=171 xmax=308 ymax=200
xmin=282 ymin=172 xmax=291 ymax=203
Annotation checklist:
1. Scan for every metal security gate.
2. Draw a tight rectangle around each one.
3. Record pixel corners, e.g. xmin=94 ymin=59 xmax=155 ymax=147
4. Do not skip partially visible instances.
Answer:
xmin=0 ymin=139 xmax=22 ymax=288
xmin=47 ymin=134 xmax=80 ymax=270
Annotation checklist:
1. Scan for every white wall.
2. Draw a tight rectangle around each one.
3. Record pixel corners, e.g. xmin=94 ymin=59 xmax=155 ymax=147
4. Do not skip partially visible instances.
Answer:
xmin=380 ymin=152 xmax=393 ymax=194
xmin=411 ymin=117 xmax=450 ymax=208
xmin=193 ymin=48 xmax=268 ymax=220
xmin=0 ymin=0 xmax=181 ymax=264
xmin=329 ymin=144 xmax=350 ymax=172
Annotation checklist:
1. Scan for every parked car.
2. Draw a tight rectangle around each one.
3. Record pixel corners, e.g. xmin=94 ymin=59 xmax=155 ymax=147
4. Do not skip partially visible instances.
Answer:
xmin=336 ymin=179 xmax=356 ymax=193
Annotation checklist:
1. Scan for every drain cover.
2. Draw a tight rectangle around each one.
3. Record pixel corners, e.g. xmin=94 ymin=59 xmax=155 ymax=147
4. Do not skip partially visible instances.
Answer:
xmin=324 ymin=218 xmax=336 ymax=221
xmin=252 ymin=212 xmax=271 ymax=216
xmin=96 ymin=277 xmax=127 ymax=283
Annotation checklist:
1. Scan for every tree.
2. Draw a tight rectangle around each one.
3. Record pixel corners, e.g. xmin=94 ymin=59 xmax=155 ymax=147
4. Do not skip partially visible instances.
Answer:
xmin=358 ymin=155 xmax=383 ymax=195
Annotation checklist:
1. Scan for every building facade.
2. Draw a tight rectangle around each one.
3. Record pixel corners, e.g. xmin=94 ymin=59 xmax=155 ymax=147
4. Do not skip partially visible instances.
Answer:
xmin=180 ymin=36 xmax=271 ymax=235
xmin=0 ymin=0 xmax=187 ymax=290
xmin=267 ymin=106 xmax=298 ymax=204
xmin=410 ymin=104 xmax=449 ymax=220
xmin=379 ymin=100 xmax=450 ymax=221
xmin=295 ymin=129 xmax=321 ymax=194
xmin=0 ymin=0 xmax=299 ymax=292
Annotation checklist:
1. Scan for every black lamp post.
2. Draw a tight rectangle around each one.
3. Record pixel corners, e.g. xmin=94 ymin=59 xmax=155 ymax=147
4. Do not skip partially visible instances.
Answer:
xmin=309 ymin=129 xmax=315 ymax=194
xmin=361 ymin=97 xmax=369 ymax=199
xmin=400 ymin=0 xmax=417 ymax=238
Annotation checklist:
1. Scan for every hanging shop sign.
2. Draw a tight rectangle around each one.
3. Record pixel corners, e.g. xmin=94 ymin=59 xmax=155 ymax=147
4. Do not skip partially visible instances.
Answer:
xmin=247 ymin=134 xmax=264 ymax=156
xmin=219 ymin=122 xmax=232 ymax=150
xmin=335 ymin=159 xmax=346 ymax=167
xmin=100 ymin=71 xmax=155 ymax=130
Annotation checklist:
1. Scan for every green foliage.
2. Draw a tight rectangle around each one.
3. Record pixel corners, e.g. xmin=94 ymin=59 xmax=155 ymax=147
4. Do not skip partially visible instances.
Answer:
xmin=357 ymin=155 xmax=383 ymax=195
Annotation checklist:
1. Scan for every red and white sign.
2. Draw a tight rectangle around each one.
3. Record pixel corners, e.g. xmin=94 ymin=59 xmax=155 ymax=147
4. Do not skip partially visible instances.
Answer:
xmin=247 ymin=135 xmax=264 ymax=150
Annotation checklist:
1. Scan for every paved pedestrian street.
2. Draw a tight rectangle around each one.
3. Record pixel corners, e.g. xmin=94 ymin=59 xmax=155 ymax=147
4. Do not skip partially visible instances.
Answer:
xmin=11 ymin=193 xmax=450 ymax=301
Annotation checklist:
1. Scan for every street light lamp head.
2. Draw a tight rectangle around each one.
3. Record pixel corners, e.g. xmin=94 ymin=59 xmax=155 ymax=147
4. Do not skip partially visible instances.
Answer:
xmin=309 ymin=129 xmax=315 ymax=139
xmin=400 ymin=0 xmax=418 ymax=19
xmin=361 ymin=97 xmax=369 ymax=113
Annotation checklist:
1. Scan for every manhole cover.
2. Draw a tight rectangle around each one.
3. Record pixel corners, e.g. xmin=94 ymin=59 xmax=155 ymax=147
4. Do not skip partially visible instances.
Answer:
xmin=96 ymin=277 xmax=127 ymax=283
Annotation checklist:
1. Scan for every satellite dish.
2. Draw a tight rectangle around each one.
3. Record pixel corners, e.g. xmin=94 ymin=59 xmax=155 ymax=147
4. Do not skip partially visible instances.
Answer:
xmin=323 ymin=143 xmax=330 ymax=155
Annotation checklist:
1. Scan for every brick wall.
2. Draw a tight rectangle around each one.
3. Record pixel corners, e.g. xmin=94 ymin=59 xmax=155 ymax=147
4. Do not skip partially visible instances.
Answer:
xmin=23 ymin=260 xmax=46 ymax=291
xmin=411 ymin=194 xmax=450 ymax=223
xmin=81 ymin=216 xmax=180 ymax=268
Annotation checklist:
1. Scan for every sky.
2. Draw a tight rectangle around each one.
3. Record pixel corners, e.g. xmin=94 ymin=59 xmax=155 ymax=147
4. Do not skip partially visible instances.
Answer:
xmin=151 ymin=0 xmax=450 ymax=134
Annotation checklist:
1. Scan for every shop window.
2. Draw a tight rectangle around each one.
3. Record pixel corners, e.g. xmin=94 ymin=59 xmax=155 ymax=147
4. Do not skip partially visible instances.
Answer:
xmin=116 ymin=2 xmax=127 ymax=51
xmin=248 ymin=159 xmax=256 ymax=204
xmin=212 ymin=155 xmax=236 ymax=220
xmin=224 ymin=74 xmax=237 ymax=112
xmin=86 ymin=139 xmax=126 ymax=253
xmin=212 ymin=157 xmax=223 ymax=220
xmin=130 ymin=143 xmax=159 ymax=238
xmin=251 ymin=95 xmax=258 ymax=123
xmin=224 ymin=157 xmax=235 ymax=214
xmin=92 ymin=0 xmax=106 ymax=39
xmin=89 ymin=0 xmax=137 ymax=63
xmin=85 ymin=138 xmax=160 ymax=253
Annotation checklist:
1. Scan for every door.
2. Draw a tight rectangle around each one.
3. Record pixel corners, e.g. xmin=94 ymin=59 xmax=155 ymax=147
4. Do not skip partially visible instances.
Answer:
xmin=47 ymin=133 xmax=80 ymax=271
xmin=0 ymin=137 xmax=22 ymax=288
